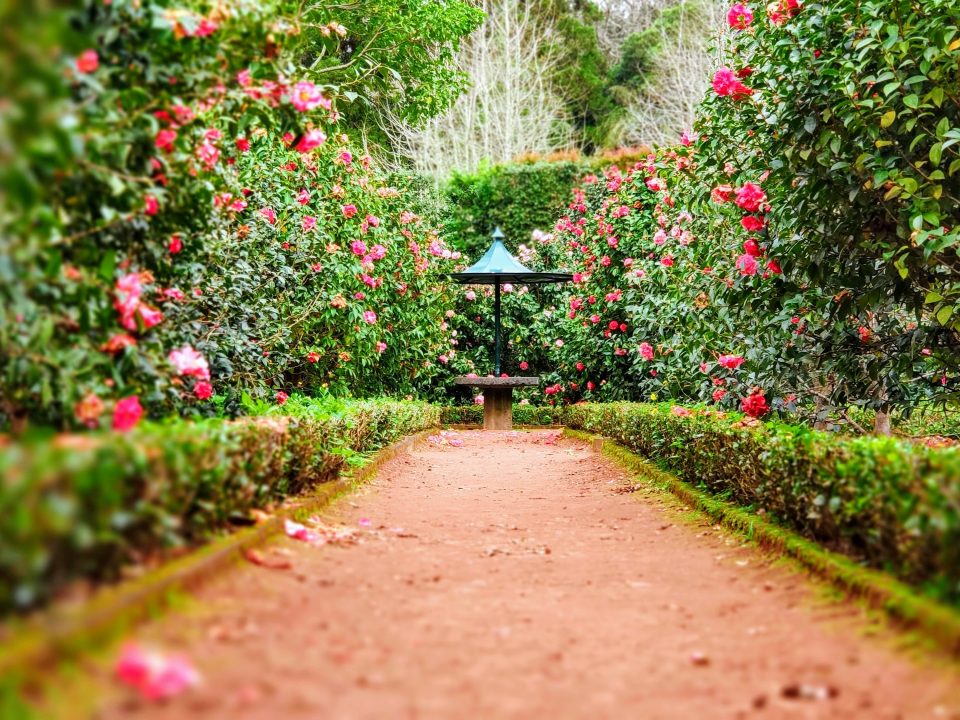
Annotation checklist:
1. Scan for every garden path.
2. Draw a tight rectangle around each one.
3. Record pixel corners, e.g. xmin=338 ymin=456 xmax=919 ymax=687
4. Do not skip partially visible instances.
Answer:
xmin=86 ymin=431 xmax=959 ymax=719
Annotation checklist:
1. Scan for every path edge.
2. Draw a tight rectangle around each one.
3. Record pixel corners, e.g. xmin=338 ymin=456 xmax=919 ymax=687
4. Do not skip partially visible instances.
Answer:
xmin=0 ymin=428 xmax=437 ymax=684
xmin=566 ymin=429 xmax=960 ymax=657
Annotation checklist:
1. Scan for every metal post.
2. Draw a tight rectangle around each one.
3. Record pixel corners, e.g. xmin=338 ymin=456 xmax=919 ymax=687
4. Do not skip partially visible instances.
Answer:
xmin=494 ymin=280 xmax=502 ymax=376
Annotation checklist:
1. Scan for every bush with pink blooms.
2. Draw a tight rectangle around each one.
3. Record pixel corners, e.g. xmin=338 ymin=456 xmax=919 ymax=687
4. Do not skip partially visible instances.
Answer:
xmin=0 ymin=0 xmax=479 ymax=431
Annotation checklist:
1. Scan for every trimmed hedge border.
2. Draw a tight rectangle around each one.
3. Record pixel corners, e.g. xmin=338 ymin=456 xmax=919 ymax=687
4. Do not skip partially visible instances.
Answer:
xmin=571 ymin=430 xmax=960 ymax=655
xmin=0 ymin=427 xmax=434 ymax=684
xmin=561 ymin=403 xmax=960 ymax=608
xmin=0 ymin=400 xmax=439 ymax=615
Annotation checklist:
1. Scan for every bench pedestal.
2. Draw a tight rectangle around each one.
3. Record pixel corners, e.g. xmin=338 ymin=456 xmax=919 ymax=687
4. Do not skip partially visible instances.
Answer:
xmin=454 ymin=376 xmax=540 ymax=431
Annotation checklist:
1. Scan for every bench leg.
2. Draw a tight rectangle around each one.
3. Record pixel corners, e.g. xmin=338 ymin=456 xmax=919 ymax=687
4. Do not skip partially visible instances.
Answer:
xmin=484 ymin=388 xmax=513 ymax=431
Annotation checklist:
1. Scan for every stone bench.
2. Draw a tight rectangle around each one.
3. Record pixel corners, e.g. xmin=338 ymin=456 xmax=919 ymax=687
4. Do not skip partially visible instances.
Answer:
xmin=454 ymin=376 xmax=540 ymax=430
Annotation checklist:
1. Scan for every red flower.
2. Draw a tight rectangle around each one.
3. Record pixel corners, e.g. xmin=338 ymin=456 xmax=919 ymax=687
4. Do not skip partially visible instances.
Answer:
xmin=235 ymin=137 xmax=250 ymax=152
xmin=519 ymin=361 xmax=529 ymax=370
xmin=741 ymin=390 xmax=769 ymax=418
xmin=155 ymin=129 xmax=177 ymax=153
xmin=711 ymin=185 xmax=734 ymax=203
xmin=712 ymin=68 xmax=752 ymax=99
xmin=101 ymin=334 xmax=137 ymax=354
xmin=743 ymin=238 xmax=762 ymax=257
xmin=639 ymin=342 xmax=654 ymax=361
xmin=76 ymin=50 xmax=99 ymax=74
xmin=194 ymin=381 xmax=213 ymax=400
xmin=144 ymin=195 xmax=159 ymax=216
xmin=736 ymin=254 xmax=759 ymax=276
xmin=718 ymin=354 xmax=745 ymax=370
xmin=307 ymin=351 xmax=320 ymax=363
xmin=712 ymin=389 xmax=727 ymax=402
xmin=168 ymin=234 xmax=183 ymax=255
xmin=766 ymin=258 xmax=782 ymax=275
xmin=112 ymin=396 xmax=143 ymax=432
xmin=275 ymin=391 xmax=289 ymax=405
xmin=741 ymin=215 xmax=764 ymax=232
xmin=576 ymin=362 xmax=585 ymax=371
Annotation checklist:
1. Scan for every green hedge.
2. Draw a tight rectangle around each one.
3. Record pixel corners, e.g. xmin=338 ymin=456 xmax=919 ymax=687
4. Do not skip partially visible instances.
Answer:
xmin=439 ymin=404 xmax=567 ymax=426
xmin=563 ymin=403 xmax=960 ymax=605
xmin=0 ymin=398 xmax=439 ymax=614
xmin=444 ymin=160 xmax=586 ymax=258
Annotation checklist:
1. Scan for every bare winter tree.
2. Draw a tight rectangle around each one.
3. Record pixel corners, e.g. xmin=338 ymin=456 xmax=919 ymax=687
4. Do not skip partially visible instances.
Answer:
xmin=611 ymin=0 xmax=727 ymax=148
xmin=383 ymin=0 xmax=572 ymax=180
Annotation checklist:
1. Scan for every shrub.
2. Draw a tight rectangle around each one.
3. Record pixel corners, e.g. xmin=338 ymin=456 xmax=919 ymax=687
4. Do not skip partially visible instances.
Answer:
xmin=564 ymin=402 xmax=960 ymax=605
xmin=0 ymin=397 xmax=439 ymax=614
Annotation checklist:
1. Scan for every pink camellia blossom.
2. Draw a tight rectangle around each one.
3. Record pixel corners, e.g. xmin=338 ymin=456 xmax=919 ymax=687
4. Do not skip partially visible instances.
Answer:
xmin=76 ymin=50 xmax=99 ymax=74
xmin=767 ymin=0 xmax=801 ymax=25
xmin=727 ymin=3 xmax=754 ymax=29
xmin=194 ymin=381 xmax=213 ymax=400
xmin=295 ymin=130 xmax=327 ymax=153
xmin=519 ymin=361 xmax=529 ymax=370
xmin=713 ymin=388 xmax=728 ymax=402
xmin=718 ymin=354 xmax=746 ymax=370
xmin=112 ymin=397 xmax=143 ymax=432
xmin=743 ymin=238 xmax=762 ymax=257
xmin=351 ymin=240 xmax=367 ymax=256
xmin=302 ymin=216 xmax=317 ymax=231
xmin=276 ymin=391 xmax=289 ymax=405
xmin=741 ymin=215 xmax=765 ymax=232
xmin=162 ymin=288 xmax=185 ymax=301
xmin=711 ymin=184 xmax=734 ymax=203
xmin=639 ymin=342 xmax=654 ymax=361
xmin=168 ymin=234 xmax=183 ymax=255
xmin=342 ymin=204 xmax=358 ymax=218
xmin=735 ymin=182 xmax=767 ymax=212
xmin=237 ymin=69 xmax=252 ymax=87
xmin=376 ymin=341 xmax=387 ymax=353
xmin=195 ymin=141 xmax=219 ymax=169
xmin=260 ymin=207 xmax=277 ymax=225
xmin=193 ymin=17 xmax=218 ymax=36
xmin=339 ymin=151 xmax=353 ymax=164
xmin=736 ymin=253 xmax=759 ymax=276
xmin=168 ymin=345 xmax=210 ymax=380
xmin=144 ymin=195 xmax=159 ymax=216
xmin=155 ymin=129 xmax=177 ymax=153
xmin=363 ymin=310 xmax=377 ymax=324
xmin=438 ymin=355 xmax=449 ymax=364
xmin=661 ymin=255 xmax=674 ymax=267
xmin=465 ymin=290 xmax=476 ymax=301
xmin=712 ymin=68 xmax=753 ymax=99
xmin=290 ymin=81 xmax=331 ymax=112
xmin=128 ymin=305 xmax=163 ymax=331
xmin=474 ymin=395 xmax=484 ymax=405
xmin=671 ymin=405 xmax=693 ymax=417
xmin=101 ymin=333 xmax=137 ymax=354
xmin=646 ymin=177 xmax=665 ymax=192
xmin=365 ymin=214 xmax=380 ymax=228
xmin=555 ymin=339 xmax=564 ymax=347
xmin=115 ymin=642 xmax=200 ymax=701
xmin=680 ymin=130 xmax=697 ymax=146
xmin=296 ymin=188 xmax=310 ymax=205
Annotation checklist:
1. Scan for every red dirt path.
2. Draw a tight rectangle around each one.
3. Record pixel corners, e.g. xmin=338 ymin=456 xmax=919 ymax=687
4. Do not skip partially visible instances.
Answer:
xmin=78 ymin=431 xmax=959 ymax=719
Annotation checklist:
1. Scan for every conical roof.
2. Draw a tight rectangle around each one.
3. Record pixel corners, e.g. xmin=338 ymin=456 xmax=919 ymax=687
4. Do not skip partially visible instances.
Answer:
xmin=448 ymin=228 xmax=573 ymax=285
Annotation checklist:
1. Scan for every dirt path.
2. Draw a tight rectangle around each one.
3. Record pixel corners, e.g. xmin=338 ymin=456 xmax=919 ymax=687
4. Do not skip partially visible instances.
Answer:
xmin=66 ymin=431 xmax=959 ymax=719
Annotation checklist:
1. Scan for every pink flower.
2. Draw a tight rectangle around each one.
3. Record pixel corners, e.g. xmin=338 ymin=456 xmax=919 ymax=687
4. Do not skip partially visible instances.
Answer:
xmin=465 ymin=290 xmax=476 ymax=301
xmin=718 ymin=354 xmax=745 ymax=370
xmin=363 ymin=310 xmax=377 ymax=324
xmin=115 ymin=643 xmax=200 ymax=701
xmin=112 ymin=397 xmax=143 ymax=432
xmin=290 ymin=81 xmax=331 ymax=112
xmin=144 ymin=195 xmax=159 ymax=216
xmin=168 ymin=345 xmax=210 ymax=380
xmin=646 ymin=177 xmax=665 ymax=192
xmin=365 ymin=214 xmax=380 ymax=228
xmin=155 ymin=129 xmax=177 ymax=152
xmin=76 ymin=50 xmax=99 ymax=74
xmin=296 ymin=188 xmax=311 ymax=205
xmin=735 ymin=182 xmax=767 ymax=212
xmin=671 ymin=405 xmax=693 ymax=417
xmin=339 ymin=151 xmax=353 ymax=164
xmin=137 ymin=305 xmax=164 ymax=330
xmin=713 ymin=389 xmax=727 ymax=402
xmin=661 ymin=255 xmax=674 ymax=267
xmin=237 ymin=69 xmax=252 ymax=87
xmin=736 ymin=253 xmax=759 ymax=276
xmin=194 ymin=17 xmax=218 ymax=36
xmin=194 ymin=381 xmax=213 ymax=400
xmin=727 ymin=3 xmax=753 ymax=29
xmin=680 ymin=130 xmax=697 ymax=146
xmin=295 ymin=129 xmax=326 ymax=153
xmin=741 ymin=215 xmax=765 ymax=232
xmin=474 ymin=395 xmax=484 ymax=405
xmin=342 ymin=204 xmax=358 ymax=218
xmin=168 ymin=235 xmax=183 ymax=255
xmin=711 ymin=184 xmax=734 ymax=203
xmin=376 ymin=341 xmax=387 ymax=353
xmin=276 ymin=391 xmax=289 ymax=405
xmin=369 ymin=244 xmax=387 ymax=260
xmin=302 ymin=216 xmax=317 ymax=231
xmin=351 ymin=239 xmax=367 ymax=256
xmin=712 ymin=68 xmax=753 ymax=99
xmin=307 ymin=351 xmax=320 ymax=363
xmin=260 ymin=207 xmax=277 ymax=225
xmin=519 ymin=361 xmax=529 ymax=370
xmin=639 ymin=342 xmax=654 ymax=361
xmin=195 ymin=141 xmax=219 ymax=169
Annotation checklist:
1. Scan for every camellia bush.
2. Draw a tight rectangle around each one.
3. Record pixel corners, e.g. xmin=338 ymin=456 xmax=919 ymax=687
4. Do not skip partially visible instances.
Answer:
xmin=0 ymin=0 xmax=480 ymax=431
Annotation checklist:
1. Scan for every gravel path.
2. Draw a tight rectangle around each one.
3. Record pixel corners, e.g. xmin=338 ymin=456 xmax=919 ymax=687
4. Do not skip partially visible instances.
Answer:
xmin=74 ymin=430 xmax=959 ymax=719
